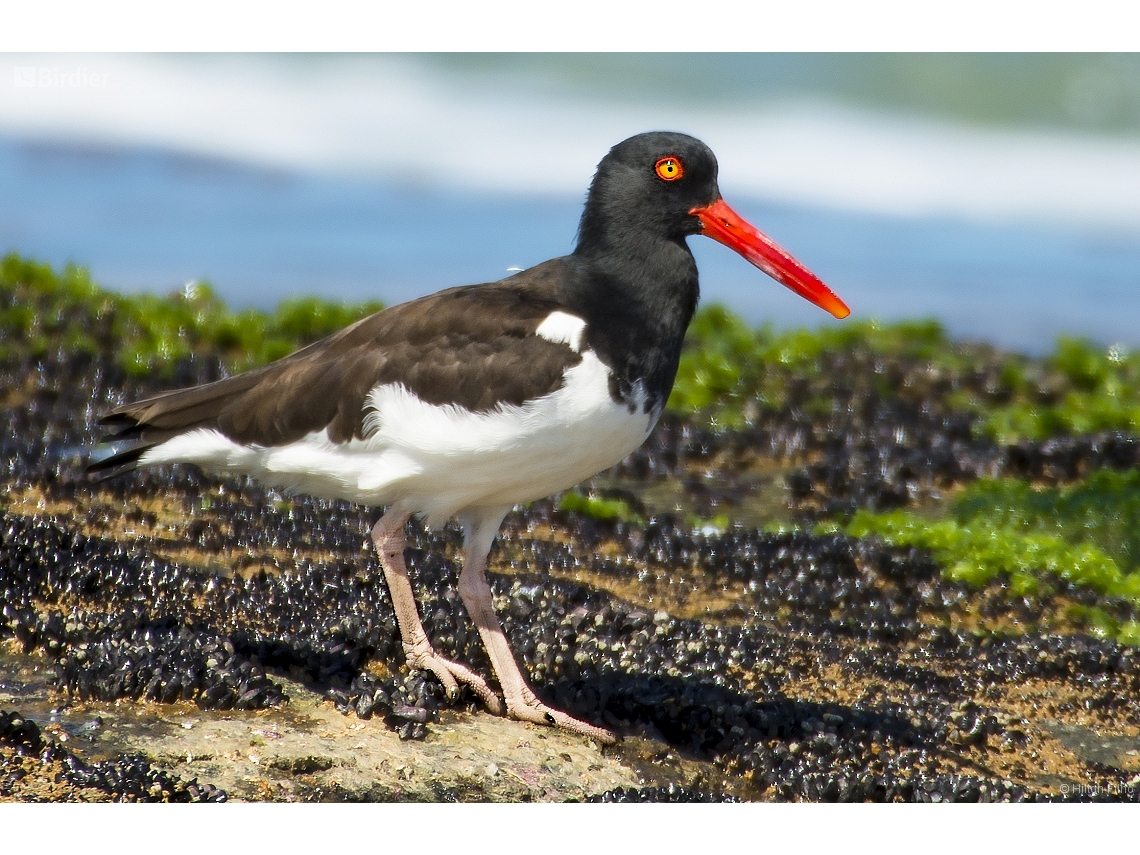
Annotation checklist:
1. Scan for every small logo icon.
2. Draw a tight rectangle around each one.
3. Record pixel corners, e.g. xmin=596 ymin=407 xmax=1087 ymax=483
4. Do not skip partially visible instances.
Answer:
xmin=13 ymin=67 xmax=36 ymax=88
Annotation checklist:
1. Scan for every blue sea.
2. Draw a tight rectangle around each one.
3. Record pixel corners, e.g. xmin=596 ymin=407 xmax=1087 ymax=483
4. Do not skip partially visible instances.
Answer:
xmin=2 ymin=53 xmax=1139 ymax=354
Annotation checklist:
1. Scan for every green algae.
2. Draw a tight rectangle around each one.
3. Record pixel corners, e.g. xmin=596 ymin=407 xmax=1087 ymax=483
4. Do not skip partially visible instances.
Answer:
xmin=667 ymin=306 xmax=993 ymax=429
xmin=557 ymin=490 xmax=642 ymax=524
xmin=0 ymin=253 xmax=383 ymax=379
xmin=557 ymin=488 xmax=731 ymax=534
xmin=830 ymin=471 xmax=1140 ymax=643
xmin=953 ymin=470 xmax=1140 ymax=573
xmin=980 ymin=338 xmax=1140 ymax=443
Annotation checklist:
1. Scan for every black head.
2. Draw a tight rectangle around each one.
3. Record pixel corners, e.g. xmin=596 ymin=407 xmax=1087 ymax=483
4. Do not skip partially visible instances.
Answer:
xmin=575 ymin=131 xmax=721 ymax=255
xmin=572 ymin=130 xmax=851 ymax=320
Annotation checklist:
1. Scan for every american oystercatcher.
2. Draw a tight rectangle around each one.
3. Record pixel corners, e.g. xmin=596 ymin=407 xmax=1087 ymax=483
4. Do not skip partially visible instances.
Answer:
xmin=90 ymin=132 xmax=849 ymax=744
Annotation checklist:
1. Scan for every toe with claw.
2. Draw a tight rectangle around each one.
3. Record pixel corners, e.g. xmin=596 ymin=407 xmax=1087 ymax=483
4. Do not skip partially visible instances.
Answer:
xmin=403 ymin=639 xmax=503 ymax=715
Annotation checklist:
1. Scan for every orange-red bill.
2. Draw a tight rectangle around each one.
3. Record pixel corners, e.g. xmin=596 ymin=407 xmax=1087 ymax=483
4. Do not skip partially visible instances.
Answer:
xmin=691 ymin=198 xmax=850 ymax=319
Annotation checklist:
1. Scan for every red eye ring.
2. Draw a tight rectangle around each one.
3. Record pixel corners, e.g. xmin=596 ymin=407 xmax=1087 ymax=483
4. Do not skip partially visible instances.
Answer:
xmin=655 ymin=156 xmax=683 ymax=182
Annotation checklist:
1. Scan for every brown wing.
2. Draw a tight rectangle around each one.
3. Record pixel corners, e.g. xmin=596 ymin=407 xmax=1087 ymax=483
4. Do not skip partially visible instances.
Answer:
xmin=90 ymin=260 xmax=583 ymax=474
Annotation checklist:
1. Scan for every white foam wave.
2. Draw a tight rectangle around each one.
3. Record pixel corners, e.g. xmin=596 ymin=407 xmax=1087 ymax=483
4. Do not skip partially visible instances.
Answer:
xmin=4 ymin=53 xmax=1140 ymax=233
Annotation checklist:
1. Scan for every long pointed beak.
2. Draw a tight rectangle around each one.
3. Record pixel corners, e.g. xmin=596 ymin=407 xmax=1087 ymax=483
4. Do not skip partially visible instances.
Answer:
xmin=691 ymin=198 xmax=850 ymax=319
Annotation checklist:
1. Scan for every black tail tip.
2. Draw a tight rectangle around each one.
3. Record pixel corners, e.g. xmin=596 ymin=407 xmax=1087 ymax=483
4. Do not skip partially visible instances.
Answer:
xmin=85 ymin=444 xmax=148 ymax=482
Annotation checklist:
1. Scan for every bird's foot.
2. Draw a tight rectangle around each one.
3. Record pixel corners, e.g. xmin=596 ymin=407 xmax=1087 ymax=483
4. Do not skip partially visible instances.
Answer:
xmin=506 ymin=686 xmax=617 ymax=745
xmin=403 ymin=640 xmax=503 ymax=714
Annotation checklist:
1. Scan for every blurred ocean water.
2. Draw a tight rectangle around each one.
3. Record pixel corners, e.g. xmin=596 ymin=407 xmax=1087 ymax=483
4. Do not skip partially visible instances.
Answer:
xmin=1 ymin=53 xmax=1139 ymax=352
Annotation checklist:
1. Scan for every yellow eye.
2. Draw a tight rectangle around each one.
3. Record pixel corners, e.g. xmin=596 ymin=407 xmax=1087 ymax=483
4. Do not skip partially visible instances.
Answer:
xmin=655 ymin=156 xmax=683 ymax=182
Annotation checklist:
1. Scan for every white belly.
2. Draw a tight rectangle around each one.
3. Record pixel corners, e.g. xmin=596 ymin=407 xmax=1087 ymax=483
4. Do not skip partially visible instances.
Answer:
xmin=139 ymin=349 xmax=657 ymax=528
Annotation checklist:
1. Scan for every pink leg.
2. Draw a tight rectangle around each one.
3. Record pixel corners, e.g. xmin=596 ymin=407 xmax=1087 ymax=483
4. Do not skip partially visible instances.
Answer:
xmin=371 ymin=510 xmax=502 ymax=714
xmin=457 ymin=508 xmax=617 ymax=744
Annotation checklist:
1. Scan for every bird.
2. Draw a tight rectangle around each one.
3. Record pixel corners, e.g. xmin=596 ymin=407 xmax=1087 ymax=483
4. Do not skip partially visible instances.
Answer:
xmin=89 ymin=131 xmax=850 ymax=744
